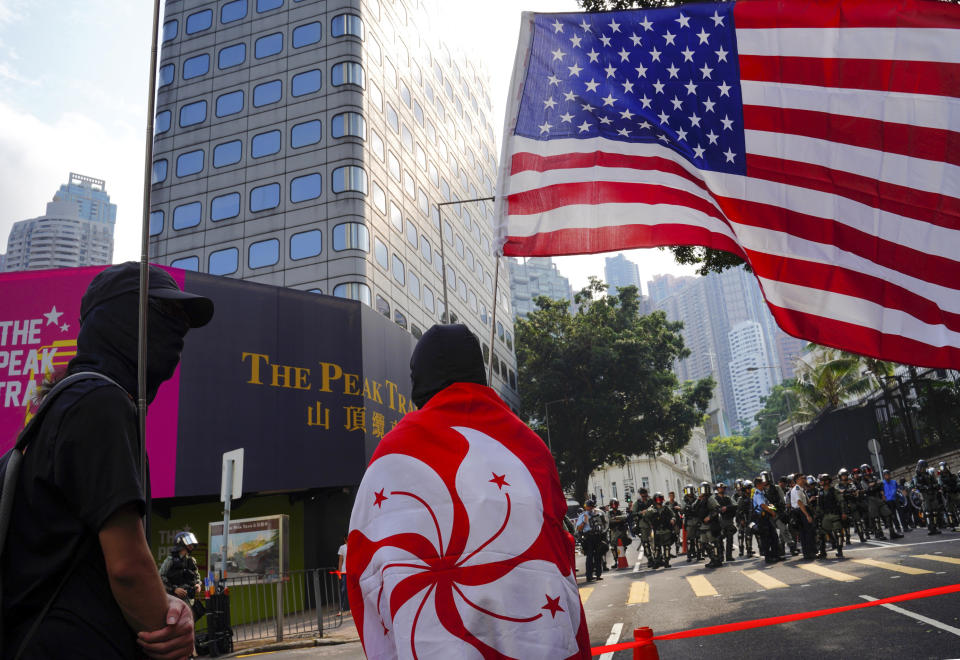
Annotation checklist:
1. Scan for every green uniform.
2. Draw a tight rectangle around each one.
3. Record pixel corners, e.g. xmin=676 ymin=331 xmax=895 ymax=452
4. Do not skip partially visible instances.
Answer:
xmin=643 ymin=504 xmax=676 ymax=567
xmin=817 ymin=485 xmax=845 ymax=557
xmin=693 ymin=495 xmax=722 ymax=566
xmin=682 ymin=495 xmax=700 ymax=560
xmin=714 ymin=493 xmax=737 ymax=559
xmin=632 ymin=497 xmax=654 ymax=565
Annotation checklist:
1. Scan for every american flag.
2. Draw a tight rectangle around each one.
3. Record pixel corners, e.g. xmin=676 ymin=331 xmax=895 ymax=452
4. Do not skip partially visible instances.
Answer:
xmin=495 ymin=0 xmax=960 ymax=369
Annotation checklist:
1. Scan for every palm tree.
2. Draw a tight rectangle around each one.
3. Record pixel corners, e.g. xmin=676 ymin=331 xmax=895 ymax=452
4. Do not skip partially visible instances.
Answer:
xmin=791 ymin=349 xmax=873 ymax=421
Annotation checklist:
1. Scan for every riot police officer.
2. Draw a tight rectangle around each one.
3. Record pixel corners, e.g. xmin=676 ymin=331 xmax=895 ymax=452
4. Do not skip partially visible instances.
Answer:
xmin=916 ymin=460 xmax=943 ymax=534
xmin=694 ymin=482 xmax=723 ymax=568
xmin=160 ymin=531 xmax=204 ymax=619
xmin=763 ymin=471 xmax=790 ymax=558
xmin=644 ymin=493 xmax=677 ymax=568
xmin=682 ymin=485 xmax=701 ymax=562
xmin=576 ymin=500 xmax=606 ymax=581
xmin=714 ymin=482 xmax=738 ymax=561
xmin=736 ymin=480 xmax=756 ymax=558
xmin=607 ymin=498 xmax=631 ymax=567
xmin=837 ymin=468 xmax=866 ymax=544
xmin=632 ymin=489 xmax=654 ymax=567
xmin=816 ymin=474 xmax=845 ymax=559
xmin=939 ymin=462 xmax=960 ymax=531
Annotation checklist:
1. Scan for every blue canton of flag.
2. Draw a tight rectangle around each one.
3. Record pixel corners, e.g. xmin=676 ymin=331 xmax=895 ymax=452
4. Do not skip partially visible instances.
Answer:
xmin=515 ymin=4 xmax=746 ymax=175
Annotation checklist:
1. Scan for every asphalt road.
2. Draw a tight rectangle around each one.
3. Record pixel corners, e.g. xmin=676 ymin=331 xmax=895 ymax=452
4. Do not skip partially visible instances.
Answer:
xmin=234 ymin=531 xmax=960 ymax=659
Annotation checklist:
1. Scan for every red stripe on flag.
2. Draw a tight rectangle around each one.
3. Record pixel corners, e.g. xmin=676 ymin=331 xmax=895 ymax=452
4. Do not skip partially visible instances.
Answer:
xmin=734 ymin=0 xmax=960 ymax=30
xmin=746 ymin=252 xmax=960 ymax=334
xmin=506 ymin=182 xmax=728 ymax=225
xmin=745 ymin=154 xmax=960 ymax=231
xmin=501 ymin=224 xmax=746 ymax=260
xmin=743 ymin=105 xmax=960 ymax=167
xmin=766 ymin=302 xmax=960 ymax=370
xmin=719 ymin=197 xmax=960 ymax=291
xmin=739 ymin=55 xmax=960 ymax=98
xmin=511 ymin=151 xmax=711 ymax=193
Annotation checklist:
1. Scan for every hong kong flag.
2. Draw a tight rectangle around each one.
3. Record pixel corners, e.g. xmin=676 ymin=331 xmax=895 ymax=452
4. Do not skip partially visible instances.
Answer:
xmin=347 ymin=382 xmax=590 ymax=659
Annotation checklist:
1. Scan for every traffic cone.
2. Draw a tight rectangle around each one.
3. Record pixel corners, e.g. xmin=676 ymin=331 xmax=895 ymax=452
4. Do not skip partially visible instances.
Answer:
xmin=633 ymin=627 xmax=659 ymax=660
xmin=617 ymin=537 xmax=630 ymax=569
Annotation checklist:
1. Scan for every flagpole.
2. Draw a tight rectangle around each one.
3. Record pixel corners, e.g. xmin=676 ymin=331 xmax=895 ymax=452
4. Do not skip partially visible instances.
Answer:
xmin=436 ymin=197 xmax=495 ymax=325
xmin=487 ymin=254 xmax=500 ymax=384
xmin=138 ymin=0 xmax=162 ymax=531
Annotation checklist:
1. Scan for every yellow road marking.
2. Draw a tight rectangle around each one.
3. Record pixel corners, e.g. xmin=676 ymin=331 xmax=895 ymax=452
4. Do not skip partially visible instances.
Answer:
xmin=796 ymin=563 xmax=859 ymax=582
xmin=579 ymin=586 xmax=594 ymax=603
xmin=742 ymin=569 xmax=789 ymax=589
xmin=913 ymin=554 xmax=960 ymax=566
xmin=853 ymin=558 xmax=932 ymax=575
xmin=686 ymin=575 xmax=718 ymax=597
xmin=628 ymin=581 xmax=650 ymax=604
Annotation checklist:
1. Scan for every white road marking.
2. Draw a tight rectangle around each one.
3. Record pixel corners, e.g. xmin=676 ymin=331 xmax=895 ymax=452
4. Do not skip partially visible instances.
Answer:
xmin=844 ymin=537 xmax=960 ymax=552
xmin=599 ymin=622 xmax=624 ymax=660
xmin=860 ymin=595 xmax=960 ymax=637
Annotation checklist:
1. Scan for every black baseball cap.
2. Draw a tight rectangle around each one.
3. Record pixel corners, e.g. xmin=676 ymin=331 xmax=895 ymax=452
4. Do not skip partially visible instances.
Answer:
xmin=80 ymin=261 xmax=214 ymax=328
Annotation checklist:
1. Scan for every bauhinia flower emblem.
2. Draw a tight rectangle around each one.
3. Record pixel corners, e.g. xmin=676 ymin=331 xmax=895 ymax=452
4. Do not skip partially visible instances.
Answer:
xmin=349 ymin=426 xmax=581 ymax=659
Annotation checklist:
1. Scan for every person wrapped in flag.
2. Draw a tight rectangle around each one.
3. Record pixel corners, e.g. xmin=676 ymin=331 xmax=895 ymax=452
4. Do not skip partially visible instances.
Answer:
xmin=496 ymin=0 xmax=960 ymax=370
xmin=346 ymin=324 xmax=590 ymax=659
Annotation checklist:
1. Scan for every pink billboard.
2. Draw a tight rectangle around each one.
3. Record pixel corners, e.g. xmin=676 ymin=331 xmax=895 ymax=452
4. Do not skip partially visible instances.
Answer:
xmin=0 ymin=265 xmax=183 ymax=497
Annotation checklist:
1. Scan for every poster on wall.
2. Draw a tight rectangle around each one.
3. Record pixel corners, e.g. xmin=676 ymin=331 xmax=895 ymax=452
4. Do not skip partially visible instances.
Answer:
xmin=209 ymin=514 xmax=289 ymax=581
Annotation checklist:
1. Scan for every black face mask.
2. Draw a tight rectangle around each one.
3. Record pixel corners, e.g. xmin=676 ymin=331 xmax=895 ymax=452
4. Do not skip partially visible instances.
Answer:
xmin=70 ymin=293 xmax=189 ymax=403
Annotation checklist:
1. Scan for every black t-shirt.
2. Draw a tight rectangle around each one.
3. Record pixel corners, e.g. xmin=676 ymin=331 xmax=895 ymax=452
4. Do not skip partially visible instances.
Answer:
xmin=2 ymin=380 xmax=146 ymax=659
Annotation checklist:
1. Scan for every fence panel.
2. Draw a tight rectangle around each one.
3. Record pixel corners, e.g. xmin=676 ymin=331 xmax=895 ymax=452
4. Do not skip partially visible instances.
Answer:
xmin=195 ymin=568 xmax=344 ymax=645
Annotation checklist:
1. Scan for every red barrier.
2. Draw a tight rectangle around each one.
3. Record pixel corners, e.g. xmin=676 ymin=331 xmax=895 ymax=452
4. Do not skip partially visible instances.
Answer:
xmin=590 ymin=582 xmax=960 ymax=655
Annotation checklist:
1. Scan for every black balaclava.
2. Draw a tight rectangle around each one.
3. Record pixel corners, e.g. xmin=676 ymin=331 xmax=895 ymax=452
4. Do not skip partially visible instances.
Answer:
xmin=410 ymin=324 xmax=487 ymax=408
xmin=68 ymin=292 xmax=189 ymax=403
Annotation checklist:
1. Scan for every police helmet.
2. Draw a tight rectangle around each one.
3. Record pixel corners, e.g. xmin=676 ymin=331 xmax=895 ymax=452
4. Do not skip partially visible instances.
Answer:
xmin=175 ymin=531 xmax=199 ymax=549
xmin=882 ymin=468 xmax=891 ymax=476
xmin=741 ymin=480 xmax=753 ymax=491
xmin=683 ymin=485 xmax=696 ymax=496
xmin=787 ymin=473 xmax=796 ymax=482
xmin=653 ymin=492 xmax=665 ymax=503
xmin=585 ymin=499 xmax=596 ymax=508
xmin=927 ymin=467 xmax=937 ymax=476
xmin=917 ymin=459 xmax=928 ymax=473
xmin=939 ymin=461 xmax=950 ymax=473
xmin=609 ymin=498 xmax=619 ymax=507
xmin=860 ymin=463 xmax=872 ymax=474
xmin=760 ymin=470 xmax=772 ymax=482
xmin=699 ymin=483 xmax=712 ymax=496
xmin=819 ymin=473 xmax=831 ymax=482
xmin=715 ymin=481 xmax=727 ymax=490
xmin=734 ymin=478 xmax=743 ymax=488
xmin=806 ymin=475 xmax=817 ymax=485
xmin=838 ymin=468 xmax=849 ymax=478
xmin=852 ymin=466 xmax=862 ymax=475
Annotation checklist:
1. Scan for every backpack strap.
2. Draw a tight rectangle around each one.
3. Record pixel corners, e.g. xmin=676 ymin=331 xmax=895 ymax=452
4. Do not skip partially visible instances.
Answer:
xmin=0 ymin=371 xmax=124 ymax=657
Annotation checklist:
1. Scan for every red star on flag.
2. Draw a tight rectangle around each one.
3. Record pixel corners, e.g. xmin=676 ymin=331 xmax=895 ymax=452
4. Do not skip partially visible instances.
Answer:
xmin=541 ymin=594 xmax=565 ymax=618
xmin=489 ymin=472 xmax=510 ymax=489
xmin=373 ymin=489 xmax=388 ymax=508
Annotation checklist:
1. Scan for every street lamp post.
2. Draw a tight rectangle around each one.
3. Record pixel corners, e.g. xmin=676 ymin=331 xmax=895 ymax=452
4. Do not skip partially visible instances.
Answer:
xmin=544 ymin=398 xmax=570 ymax=453
xmin=747 ymin=365 xmax=802 ymax=472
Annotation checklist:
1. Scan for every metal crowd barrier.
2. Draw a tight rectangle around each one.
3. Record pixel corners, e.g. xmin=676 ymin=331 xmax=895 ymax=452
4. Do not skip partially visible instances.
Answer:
xmin=195 ymin=568 xmax=344 ymax=646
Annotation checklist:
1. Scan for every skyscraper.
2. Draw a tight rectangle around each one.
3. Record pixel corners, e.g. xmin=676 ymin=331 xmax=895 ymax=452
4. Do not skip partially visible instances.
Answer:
xmin=728 ymin=321 xmax=774 ymax=430
xmin=603 ymin=253 xmax=641 ymax=293
xmin=650 ymin=266 xmax=795 ymax=430
xmin=507 ymin=257 xmax=573 ymax=318
xmin=3 ymin=173 xmax=116 ymax=272
xmin=148 ymin=0 xmax=518 ymax=404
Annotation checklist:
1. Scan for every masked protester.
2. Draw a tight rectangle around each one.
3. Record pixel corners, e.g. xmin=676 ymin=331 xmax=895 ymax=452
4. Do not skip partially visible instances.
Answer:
xmin=1 ymin=262 xmax=213 ymax=660
xmin=346 ymin=324 xmax=591 ymax=659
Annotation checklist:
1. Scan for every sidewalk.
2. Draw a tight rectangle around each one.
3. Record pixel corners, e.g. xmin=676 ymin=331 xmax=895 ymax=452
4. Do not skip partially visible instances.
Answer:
xmin=224 ymin=611 xmax=361 ymax=657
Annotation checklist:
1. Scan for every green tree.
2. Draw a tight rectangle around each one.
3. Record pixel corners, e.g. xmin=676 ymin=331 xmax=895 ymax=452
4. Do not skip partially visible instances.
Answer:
xmin=515 ymin=280 xmax=713 ymax=503
xmin=751 ymin=380 xmax=798 ymax=444
xmin=792 ymin=350 xmax=872 ymax=422
xmin=707 ymin=435 xmax=767 ymax=484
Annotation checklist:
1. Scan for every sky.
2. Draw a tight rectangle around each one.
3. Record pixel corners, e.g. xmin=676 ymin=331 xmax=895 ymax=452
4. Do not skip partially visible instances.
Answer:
xmin=0 ymin=0 xmax=698 ymax=294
